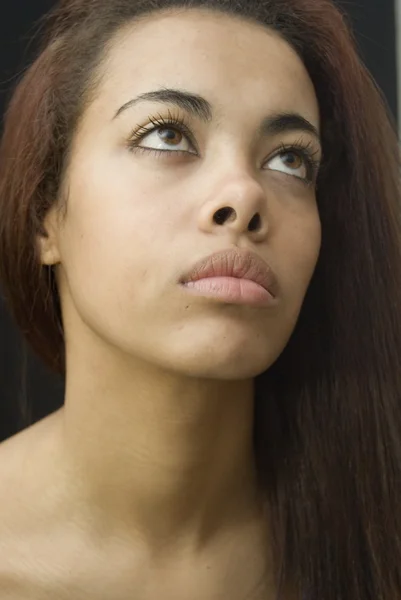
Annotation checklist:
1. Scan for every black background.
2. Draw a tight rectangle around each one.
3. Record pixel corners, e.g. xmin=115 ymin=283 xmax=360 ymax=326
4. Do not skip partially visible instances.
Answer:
xmin=0 ymin=0 xmax=398 ymax=441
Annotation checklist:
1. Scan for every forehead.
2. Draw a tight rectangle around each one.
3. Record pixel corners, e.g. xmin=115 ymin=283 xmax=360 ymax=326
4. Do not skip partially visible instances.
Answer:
xmin=87 ymin=8 xmax=319 ymax=128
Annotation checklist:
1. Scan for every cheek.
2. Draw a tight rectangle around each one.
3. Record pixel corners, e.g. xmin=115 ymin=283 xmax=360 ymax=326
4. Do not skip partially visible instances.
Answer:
xmin=57 ymin=192 xmax=169 ymax=321
xmin=280 ymin=212 xmax=321 ymax=295
xmin=61 ymin=164 xmax=157 ymax=262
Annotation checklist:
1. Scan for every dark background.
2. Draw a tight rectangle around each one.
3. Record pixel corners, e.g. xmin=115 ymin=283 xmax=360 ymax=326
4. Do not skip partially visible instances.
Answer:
xmin=0 ymin=0 xmax=398 ymax=441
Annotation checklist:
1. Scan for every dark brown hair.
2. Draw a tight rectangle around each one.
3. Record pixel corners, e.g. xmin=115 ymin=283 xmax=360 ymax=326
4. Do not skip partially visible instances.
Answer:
xmin=1 ymin=0 xmax=401 ymax=598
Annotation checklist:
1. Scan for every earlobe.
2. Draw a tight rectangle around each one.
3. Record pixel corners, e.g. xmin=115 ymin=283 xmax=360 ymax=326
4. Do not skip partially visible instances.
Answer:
xmin=38 ymin=236 xmax=61 ymax=266
xmin=37 ymin=210 xmax=61 ymax=266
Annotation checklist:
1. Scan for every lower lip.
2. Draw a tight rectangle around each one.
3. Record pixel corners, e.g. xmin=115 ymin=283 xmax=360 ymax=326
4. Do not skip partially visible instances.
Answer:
xmin=180 ymin=277 xmax=276 ymax=307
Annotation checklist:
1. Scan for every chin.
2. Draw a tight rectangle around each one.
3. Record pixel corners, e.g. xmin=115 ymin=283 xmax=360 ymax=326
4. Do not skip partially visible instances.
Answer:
xmin=156 ymin=344 xmax=280 ymax=381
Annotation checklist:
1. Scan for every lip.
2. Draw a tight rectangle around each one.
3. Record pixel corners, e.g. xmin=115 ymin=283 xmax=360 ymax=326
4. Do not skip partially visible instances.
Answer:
xmin=179 ymin=248 xmax=279 ymax=306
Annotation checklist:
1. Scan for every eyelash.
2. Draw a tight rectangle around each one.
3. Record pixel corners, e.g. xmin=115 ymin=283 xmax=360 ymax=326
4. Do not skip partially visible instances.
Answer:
xmin=127 ymin=112 xmax=321 ymax=185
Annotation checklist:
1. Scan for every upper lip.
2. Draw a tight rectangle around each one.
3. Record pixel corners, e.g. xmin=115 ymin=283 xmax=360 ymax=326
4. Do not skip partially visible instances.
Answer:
xmin=180 ymin=248 xmax=278 ymax=298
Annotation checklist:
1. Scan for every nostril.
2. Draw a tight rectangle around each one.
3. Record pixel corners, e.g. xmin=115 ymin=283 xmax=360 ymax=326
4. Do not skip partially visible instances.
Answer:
xmin=213 ymin=207 xmax=236 ymax=225
xmin=248 ymin=213 xmax=262 ymax=232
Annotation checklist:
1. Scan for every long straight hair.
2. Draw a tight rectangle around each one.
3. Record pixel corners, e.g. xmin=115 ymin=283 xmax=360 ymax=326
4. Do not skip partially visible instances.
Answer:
xmin=1 ymin=1 xmax=401 ymax=598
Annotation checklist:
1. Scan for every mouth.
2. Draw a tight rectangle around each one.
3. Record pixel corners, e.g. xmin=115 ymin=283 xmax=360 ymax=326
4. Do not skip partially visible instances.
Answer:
xmin=181 ymin=275 xmax=277 ymax=307
xmin=179 ymin=248 xmax=279 ymax=308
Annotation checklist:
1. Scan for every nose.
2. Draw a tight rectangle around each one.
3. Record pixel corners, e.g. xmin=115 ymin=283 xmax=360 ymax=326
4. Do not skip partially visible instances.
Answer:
xmin=198 ymin=172 xmax=269 ymax=242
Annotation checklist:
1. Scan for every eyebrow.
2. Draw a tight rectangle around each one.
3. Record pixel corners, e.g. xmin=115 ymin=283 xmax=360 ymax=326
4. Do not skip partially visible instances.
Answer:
xmin=113 ymin=87 xmax=321 ymax=145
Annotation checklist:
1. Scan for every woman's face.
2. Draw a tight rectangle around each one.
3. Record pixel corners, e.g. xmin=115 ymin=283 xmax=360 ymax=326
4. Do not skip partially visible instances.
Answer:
xmin=42 ymin=8 xmax=322 ymax=380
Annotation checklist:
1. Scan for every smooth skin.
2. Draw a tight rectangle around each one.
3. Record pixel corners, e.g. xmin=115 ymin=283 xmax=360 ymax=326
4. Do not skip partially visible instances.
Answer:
xmin=0 ymin=7 xmax=321 ymax=599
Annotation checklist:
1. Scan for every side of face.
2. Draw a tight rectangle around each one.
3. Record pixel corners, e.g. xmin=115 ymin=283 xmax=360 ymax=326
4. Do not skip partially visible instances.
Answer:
xmin=38 ymin=8 xmax=322 ymax=380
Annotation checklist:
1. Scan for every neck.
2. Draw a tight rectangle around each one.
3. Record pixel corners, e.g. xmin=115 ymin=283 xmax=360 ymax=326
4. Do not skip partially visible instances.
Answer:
xmin=55 ymin=347 xmax=265 ymax=554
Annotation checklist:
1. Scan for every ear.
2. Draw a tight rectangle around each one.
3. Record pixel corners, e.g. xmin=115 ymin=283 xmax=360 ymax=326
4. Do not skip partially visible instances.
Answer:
xmin=37 ymin=206 xmax=62 ymax=266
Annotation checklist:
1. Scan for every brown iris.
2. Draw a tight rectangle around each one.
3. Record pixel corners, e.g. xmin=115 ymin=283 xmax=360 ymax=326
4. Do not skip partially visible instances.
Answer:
xmin=158 ymin=128 xmax=183 ymax=146
xmin=282 ymin=151 xmax=303 ymax=170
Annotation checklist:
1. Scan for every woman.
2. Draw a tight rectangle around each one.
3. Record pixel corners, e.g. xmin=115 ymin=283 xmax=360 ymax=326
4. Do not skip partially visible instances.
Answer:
xmin=0 ymin=0 xmax=400 ymax=598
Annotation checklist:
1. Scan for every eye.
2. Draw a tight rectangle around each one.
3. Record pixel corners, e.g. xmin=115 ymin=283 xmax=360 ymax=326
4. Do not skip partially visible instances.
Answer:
xmin=265 ymin=144 xmax=320 ymax=184
xmin=139 ymin=126 xmax=194 ymax=152
xmin=127 ymin=114 xmax=197 ymax=156
xmin=268 ymin=151 xmax=306 ymax=177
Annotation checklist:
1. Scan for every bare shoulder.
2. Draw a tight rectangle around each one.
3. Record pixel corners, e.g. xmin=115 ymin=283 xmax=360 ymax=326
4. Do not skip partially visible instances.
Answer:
xmin=0 ymin=411 xmax=66 ymax=597
xmin=0 ymin=415 xmax=140 ymax=600
xmin=0 ymin=410 xmax=62 ymax=518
